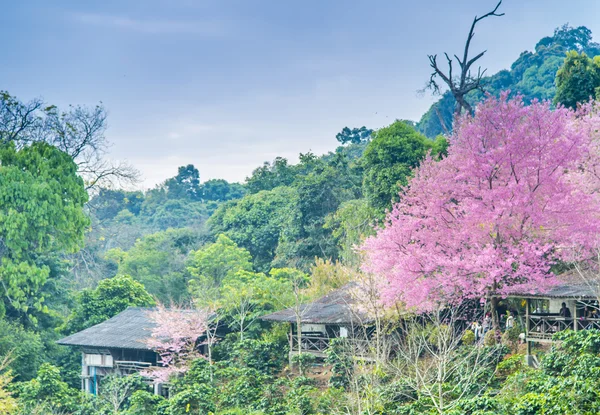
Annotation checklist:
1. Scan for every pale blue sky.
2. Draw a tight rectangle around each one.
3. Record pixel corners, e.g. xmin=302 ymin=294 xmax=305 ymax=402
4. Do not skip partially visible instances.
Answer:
xmin=2 ymin=0 xmax=600 ymax=188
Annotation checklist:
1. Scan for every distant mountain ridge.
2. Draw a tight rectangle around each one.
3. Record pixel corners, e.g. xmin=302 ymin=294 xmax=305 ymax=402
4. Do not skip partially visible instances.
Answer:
xmin=416 ymin=24 xmax=600 ymax=138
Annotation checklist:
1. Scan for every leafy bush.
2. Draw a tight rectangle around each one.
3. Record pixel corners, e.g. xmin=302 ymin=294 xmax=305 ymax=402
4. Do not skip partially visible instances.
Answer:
xmin=127 ymin=390 xmax=167 ymax=415
xmin=291 ymin=353 xmax=316 ymax=375
xmin=218 ymin=366 xmax=272 ymax=410
xmin=168 ymin=383 xmax=215 ymax=415
xmin=230 ymin=337 xmax=288 ymax=375
xmin=325 ymin=338 xmax=353 ymax=389
xmin=286 ymin=377 xmax=318 ymax=415
xmin=483 ymin=330 xmax=497 ymax=346
xmin=462 ymin=329 xmax=475 ymax=345
xmin=496 ymin=354 xmax=525 ymax=379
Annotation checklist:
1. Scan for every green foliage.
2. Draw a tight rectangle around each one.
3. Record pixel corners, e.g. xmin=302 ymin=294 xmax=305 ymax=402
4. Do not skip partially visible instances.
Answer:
xmin=107 ymin=228 xmax=201 ymax=301
xmin=496 ymin=354 xmax=525 ymax=380
xmin=209 ymin=187 xmax=301 ymax=271
xmin=245 ymin=157 xmax=298 ymax=193
xmin=418 ymin=24 xmax=600 ymax=137
xmin=291 ymin=353 xmax=316 ymax=376
xmin=0 ymin=142 xmax=89 ymax=317
xmin=0 ymin=321 xmax=44 ymax=381
xmin=483 ymin=330 xmax=498 ymax=347
xmin=201 ymin=179 xmax=246 ymax=202
xmin=13 ymin=363 xmax=84 ymax=413
xmin=98 ymin=374 xmax=148 ymax=414
xmin=64 ymin=274 xmax=154 ymax=334
xmin=218 ymin=366 xmax=272 ymax=410
xmin=286 ymin=376 xmax=318 ymax=415
xmin=555 ymin=51 xmax=600 ymax=108
xmin=188 ymin=234 xmax=253 ymax=285
xmin=462 ymin=329 xmax=475 ymax=346
xmin=126 ymin=390 xmax=167 ymax=415
xmin=361 ymin=121 xmax=443 ymax=210
xmin=90 ymin=188 xmax=145 ymax=221
xmin=335 ymin=126 xmax=373 ymax=145
xmin=223 ymin=337 xmax=286 ymax=375
xmin=165 ymin=164 xmax=201 ymax=201
xmin=325 ymin=198 xmax=379 ymax=265
xmin=168 ymin=383 xmax=216 ymax=415
xmin=325 ymin=339 xmax=354 ymax=389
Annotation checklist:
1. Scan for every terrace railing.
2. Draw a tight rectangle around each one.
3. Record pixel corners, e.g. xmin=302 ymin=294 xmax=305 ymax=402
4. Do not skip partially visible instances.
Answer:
xmin=289 ymin=334 xmax=371 ymax=357
xmin=527 ymin=315 xmax=600 ymax=340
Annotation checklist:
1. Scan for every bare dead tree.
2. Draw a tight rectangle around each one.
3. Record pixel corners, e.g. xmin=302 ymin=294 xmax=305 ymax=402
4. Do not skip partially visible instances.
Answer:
xmin=0 ymin=91 xmax=140 ymax=193
xmin=99 ymin=375 xmax=139 ymax=415
xmin=388 ymin=306 xmax=503 ymax=415
xmin=426 ymin=1 xmax=504 ymax=116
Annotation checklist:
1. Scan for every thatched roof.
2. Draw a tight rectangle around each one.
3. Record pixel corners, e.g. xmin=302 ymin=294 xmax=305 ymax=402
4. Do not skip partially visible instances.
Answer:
xmin=57 ymin=307 xmax=157 ymax=350
xmin=506 ymin=269 xmax=600 ymax=300
xmin=260 ymin=283 xmax=373 ymax=325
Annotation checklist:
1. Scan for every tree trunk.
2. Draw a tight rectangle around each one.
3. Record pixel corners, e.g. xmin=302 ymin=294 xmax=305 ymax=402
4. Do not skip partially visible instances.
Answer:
xmin=490 ymin=296 xmax=500 ymax=330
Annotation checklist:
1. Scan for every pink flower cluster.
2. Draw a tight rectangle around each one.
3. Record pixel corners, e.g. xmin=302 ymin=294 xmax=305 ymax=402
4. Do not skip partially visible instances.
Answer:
xmin=142 ymin=304 xmax=209 ymax=383
xmin=363 ymin=94 xmax=600 ymax=311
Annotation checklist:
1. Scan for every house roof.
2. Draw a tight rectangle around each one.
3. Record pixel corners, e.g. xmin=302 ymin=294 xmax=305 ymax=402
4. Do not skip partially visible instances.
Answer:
xmin=260 ymin=283 xmax=373 ymax=325
xmin=57 ymin=307 xmax=157 ymax=350
xmin=506 ymin=269 xmax=600 ymax=300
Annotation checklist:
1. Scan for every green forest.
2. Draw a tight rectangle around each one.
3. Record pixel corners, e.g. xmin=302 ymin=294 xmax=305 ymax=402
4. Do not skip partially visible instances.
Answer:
xmin=2 ymin=22 xmax=600 ymax=415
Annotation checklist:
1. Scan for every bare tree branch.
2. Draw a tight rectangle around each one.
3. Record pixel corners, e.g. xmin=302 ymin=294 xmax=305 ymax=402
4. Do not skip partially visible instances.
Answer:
xmin=0 ymin=92 xmax=140 ymax=194
xmin=425 ymin=1 xmax=504 ymax=117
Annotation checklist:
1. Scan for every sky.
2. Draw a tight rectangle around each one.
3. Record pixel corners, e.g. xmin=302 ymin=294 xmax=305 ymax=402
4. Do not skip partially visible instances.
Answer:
xmin=3 ymin=0 xmax=600 ymax=189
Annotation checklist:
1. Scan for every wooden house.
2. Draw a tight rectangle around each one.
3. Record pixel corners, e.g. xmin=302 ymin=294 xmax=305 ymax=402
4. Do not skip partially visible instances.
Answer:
xmin=503 ymin=271 xmax=599 ymax=364
xmin=261 ymin=283 xmax=375 ymax=358
xmin=58 ymin=307 xmax=203 ymax=395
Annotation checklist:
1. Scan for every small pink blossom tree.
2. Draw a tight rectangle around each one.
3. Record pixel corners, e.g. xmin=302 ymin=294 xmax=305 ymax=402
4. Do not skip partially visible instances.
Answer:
xmin=142 ymin=304 xmax=210 ymax=383
xmin=363 ymin=94 xmax=600 ymax=325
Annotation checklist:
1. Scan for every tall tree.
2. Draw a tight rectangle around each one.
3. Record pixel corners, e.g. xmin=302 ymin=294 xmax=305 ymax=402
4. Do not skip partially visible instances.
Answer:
xmin=63 ymin=274 xmax=155 ymax=334
xmin=361 ymin=121 xmax=445 ymax=211
xmin=363 ymin=95 xmax=600 ymax=326
xmin=107 ymin=228 xmax=201 ymax=302
xmin=426 ymin=1 xmax=504 ymax=116
xmin=555 ymin=51 xmax=600 ymax=109
xmin=208 ymin=188 xmax=301 ymax=271
xmin=0 ymin=142 xmax=89 ymax=317
xmin=165 ymin=164 xmax=201 ymax=201
xmin=335 ymin=126 xmax=373 ymax=145
xmin=187 ymin=234 xmax=253 ymax=286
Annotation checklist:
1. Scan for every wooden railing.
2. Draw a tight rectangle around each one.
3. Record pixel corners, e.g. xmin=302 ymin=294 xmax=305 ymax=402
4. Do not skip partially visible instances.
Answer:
xmin=289 ymin=335 xmax=371 ymax=356
xmin=527 ymin=315 xmax=600 ymax=340
xmin=576 ymin=318 xmax=600 ymax=331
xmin=114 ymin=360 xmax=153 ymax=371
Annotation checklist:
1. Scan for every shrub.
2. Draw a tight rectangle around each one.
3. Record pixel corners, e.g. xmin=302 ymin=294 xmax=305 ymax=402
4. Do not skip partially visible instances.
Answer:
xmin=287 ymin=377 xmax=318 ymax=415
xmin=325 ymin=338 xmax=353 ymax=389
xmin=291 ymin=353 xmax=316 ymax=375
xmin=168 ymin=384 xmax=215 ymax=415
xmin=496 ymin=354 xmax=525 ymax=379
xmin=218 ymin=366 xmax=271 ymax=410
xmin=230 ymin=337 xmax=287 ymax=375
xmin=127 ymin=390 xmax=166 ymax=415
xmin=483 ymin=330 xmax=497 ymax=346
xmin=462 ymin=329 xmax=475 ymax=345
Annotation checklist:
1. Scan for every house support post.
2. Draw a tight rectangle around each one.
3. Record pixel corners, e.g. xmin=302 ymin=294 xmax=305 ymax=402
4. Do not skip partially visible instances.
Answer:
xmin=289 ymin=324 xmax=294 ymax=367
xmin=525 ymin=298 xmax=534 ymax=367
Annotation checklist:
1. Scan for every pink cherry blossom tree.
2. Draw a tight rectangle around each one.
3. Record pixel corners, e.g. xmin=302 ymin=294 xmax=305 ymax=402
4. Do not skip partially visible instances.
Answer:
xmin=363 ymin=94 xmax=600 ymax=326
xmin=142 ymin=304 xmax=210 ymax=383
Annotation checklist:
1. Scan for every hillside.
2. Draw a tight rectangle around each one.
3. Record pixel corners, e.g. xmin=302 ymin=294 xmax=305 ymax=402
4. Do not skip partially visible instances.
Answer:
xmin=417 ymin=24 xmax=600 ymax=137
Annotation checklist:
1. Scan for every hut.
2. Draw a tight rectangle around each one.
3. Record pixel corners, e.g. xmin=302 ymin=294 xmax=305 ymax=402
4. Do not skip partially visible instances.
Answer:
xmin=503 ymin=270 xmax=599 ymax=364
xmin=58 ymin=307 xmax=202 ymax=395
xmin=260 ymin=283 xmax=375 ymax=358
